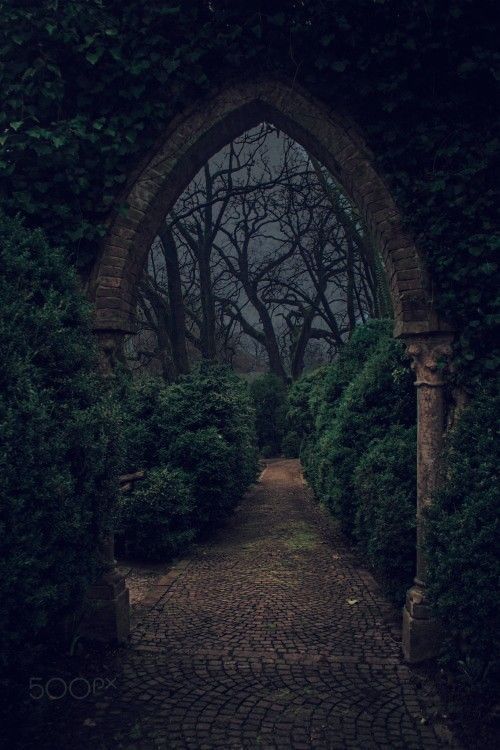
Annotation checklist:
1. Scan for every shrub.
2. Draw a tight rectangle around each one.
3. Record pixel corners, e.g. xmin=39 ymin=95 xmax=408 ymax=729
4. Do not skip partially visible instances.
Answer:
xmin=286 ymin=320 xmax=417 ymax=603
xmin=426 ymin=385 xmax=499 ymax=684
xmin=353 ymin=426 xmax=417 ymax=602
xmin=286 ymin=367 xmax=327 ymax=447
xmin=281 ymin=430 xmax=302 ymax=458
xmin=0 ymin=213 xmax=122 ymax=673
xmin=249 ymin=373 xmax=288 ymax=456
xmin=158 ymin=363 xmax=258 ymax=492
xmin=314 ymin=332 xmax=415 ymax=535
xmin=167 ymin=427 xmax=236 ymax=531
xmin=288 ymin=322 xmax=393 ymax=494
xmin=117 ymin=363 xmax=258 ymax=559
xmin=117 ymin=467 xmax=195 ymax=561
xmin=116 ymin=372 xmax=166 ymax=471
xmin=315 ymin=320 xmax=392 ymax=435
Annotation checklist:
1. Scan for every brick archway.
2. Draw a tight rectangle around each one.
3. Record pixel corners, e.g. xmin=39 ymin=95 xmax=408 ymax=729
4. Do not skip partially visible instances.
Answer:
xmin=87 ymin=79 xmax=454 ymax=663
xmin=89 ymin=79 xmax=447 ymax=340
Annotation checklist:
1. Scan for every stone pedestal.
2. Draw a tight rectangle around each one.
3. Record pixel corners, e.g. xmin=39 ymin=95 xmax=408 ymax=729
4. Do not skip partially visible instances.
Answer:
xmin=402 ymin=334 xmax=453 ymax=663
xmin=402 ymin=583 xmax=443 ymax=663
xmin=81 ymin=534 xmax=130 ymax=644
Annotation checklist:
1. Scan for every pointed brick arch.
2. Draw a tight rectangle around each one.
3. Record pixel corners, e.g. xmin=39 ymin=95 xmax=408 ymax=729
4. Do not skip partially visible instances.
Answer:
xmin=87 ymin=78 xmax=454 ymax=663
xmin=89 ymin=79 xmax=447 ymax=339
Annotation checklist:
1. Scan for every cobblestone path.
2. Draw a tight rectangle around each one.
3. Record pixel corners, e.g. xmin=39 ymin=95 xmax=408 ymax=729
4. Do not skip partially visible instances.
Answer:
xmin=41 ymin=459 xmax=454 ymax=749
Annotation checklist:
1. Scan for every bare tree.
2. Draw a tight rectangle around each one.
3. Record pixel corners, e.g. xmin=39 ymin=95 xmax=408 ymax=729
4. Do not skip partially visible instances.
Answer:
xmin=131 ymin=124 xmax=387 ymax=380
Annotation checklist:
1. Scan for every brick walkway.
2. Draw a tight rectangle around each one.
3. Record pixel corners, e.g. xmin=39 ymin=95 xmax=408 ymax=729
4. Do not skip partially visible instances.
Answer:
xmin=39 ymin=459 xmax=454 ymax=749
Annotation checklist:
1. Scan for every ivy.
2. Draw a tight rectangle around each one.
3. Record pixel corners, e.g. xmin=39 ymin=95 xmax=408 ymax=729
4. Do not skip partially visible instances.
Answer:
xmin=0 ymin=0 xmax=498 ymax=385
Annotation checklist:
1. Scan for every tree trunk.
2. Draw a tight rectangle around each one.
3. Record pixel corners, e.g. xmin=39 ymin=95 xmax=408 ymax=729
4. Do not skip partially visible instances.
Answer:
xmin=159 ymin=228 xmax=190 ymax=375
xmin=249 ymin=291 xmax=288 ymax=381
xmin=290 ymin=308 xmax=316 ymax=380
xmin=198 ymin=247 xmax=217 ymax=359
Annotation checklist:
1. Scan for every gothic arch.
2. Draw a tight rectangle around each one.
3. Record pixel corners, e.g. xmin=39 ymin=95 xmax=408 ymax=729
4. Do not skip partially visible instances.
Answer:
xmin=87 ymin=78 xmax=454 ymax=663
xmin=89 ymin=78 xmax=448 ymax=339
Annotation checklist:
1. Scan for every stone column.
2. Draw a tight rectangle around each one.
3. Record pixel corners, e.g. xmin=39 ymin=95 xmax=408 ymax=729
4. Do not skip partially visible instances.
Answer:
xmin=402 ymin=333 xmax=453 ymax=663
xmin=80 ymin=329 xmax=130 ymax=644
xmin=81 ymin=533 xmax=130 ymax=644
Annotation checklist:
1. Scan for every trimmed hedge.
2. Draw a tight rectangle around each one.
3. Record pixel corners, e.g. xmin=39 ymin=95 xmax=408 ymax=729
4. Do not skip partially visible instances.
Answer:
xmin=0 ymin=213 xmax=122 ymax=673
xmin=287 ymin=321 xmax=416 ymax=602
xmin=117 ymin=364 xmax=258 ymax=560
xmin=298 ymin=323 xmax=415 ymax=537
xmin=286 ymin=366 xmax=328 ymax=471
xmin=317 ymin=332 xmax=415 ymax=536
xmin=289 ymin=320 xmax=498 ymax=690
xmin=167 ymin=427 xmax=236 ymax=532
xmin=281 ymin=430 xmax=301 ymax=459
xmin=426 ymin=385 xmax=499 ymax=685
xmin=249 ymin=373 xmax=288 ymax=457
xmin=117 ymin=467 xmax=195 ymax=562
xmin=353 ymin=426 xmax=417 ymax=601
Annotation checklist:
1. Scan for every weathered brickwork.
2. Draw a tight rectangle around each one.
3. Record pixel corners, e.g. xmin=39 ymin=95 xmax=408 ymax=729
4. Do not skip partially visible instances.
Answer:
xmin=88 ymin=79 xmax=449 ymax=339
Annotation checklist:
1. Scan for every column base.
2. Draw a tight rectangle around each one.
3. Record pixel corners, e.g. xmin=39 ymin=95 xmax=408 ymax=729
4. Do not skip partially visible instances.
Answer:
xmin=402 ymin=584 xmax=442 ymax=663
xmin=80 ymin=569 xmax=130 ymax=644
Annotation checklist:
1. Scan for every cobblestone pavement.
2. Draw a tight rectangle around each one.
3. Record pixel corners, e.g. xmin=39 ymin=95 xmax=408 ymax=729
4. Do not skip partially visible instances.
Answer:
xmin=37 ymin=459 xmax=455 ymax=749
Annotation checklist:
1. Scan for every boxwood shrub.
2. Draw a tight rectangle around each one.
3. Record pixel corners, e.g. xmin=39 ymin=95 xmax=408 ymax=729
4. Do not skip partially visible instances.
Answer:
xmin=117 ymin=467 xmax=195 ymax=562
xmin=426 ymin=384 xmax=499 ymax=686
xmin=249 ymin=373 xmax=288 ymax=457
xmin=353 ymin=425 xmax=417 ymax=602
xmin=117 ymin=363 xmax=258 ymax=560
xmin=0 ymin=213 xmax=122 ymax=675
xmin=287 ymin=321 xmax=416 ymax=602
xmin=167 ymin=427 xmax=236 ymax=533
xmin=309 ymin=334 xmax=416 ymax=535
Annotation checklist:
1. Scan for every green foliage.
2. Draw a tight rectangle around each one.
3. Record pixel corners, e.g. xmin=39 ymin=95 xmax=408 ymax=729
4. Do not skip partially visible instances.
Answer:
xmin=158 ymin=363 xmax=258 ymax=491
xmin=117 ymin=363 xmax=258 ymax=559
xmin=250 ymin=373 xmax=288 ymax=456
xmin=287 ymin=366 xmax=327 ymax=445
xmin=117 ymin=467 xmax=195 ymax=562
xmin=0 ymin=212 xmax=122 ymax=671
xmin=315 ymin=320 xmax=393 ymax=435
xmin=116 ymin=372 xmax=165 ymax=470
xmin=288 ymin=321 xmax=415 ymax=601
xmin=353 ymin=426 xmax=417 ymax=601
xmin=426 ymin=385 xmax=499 ymax=684
xmin=317 ymin=332 xmax=414 ymax=536
xmin=0 ymin=1 xmax=496 ymax=383
xmin=281 ymin=430 xmax=301 ymax=459
xmin=167 ymin=427 xmax=237 ymax=532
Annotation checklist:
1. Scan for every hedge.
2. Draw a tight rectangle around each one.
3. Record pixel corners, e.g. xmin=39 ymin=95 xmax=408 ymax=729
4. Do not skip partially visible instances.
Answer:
xmin=0 ymin=213 xmax=122 ymax=675
xmin=249 ymin=373 xmax=288 ymax=457
xmin=426 ymin=385 xmax=499 ymax=686
xmin=116 ymin=364 xmax=258 ymax=560
xmin=117 ymin=467 xmax=195 ymax=562
xmin=353 ymin=425 xmax=417 ymax=602
xmin=287 ymin=321 xmax=416 ymax=602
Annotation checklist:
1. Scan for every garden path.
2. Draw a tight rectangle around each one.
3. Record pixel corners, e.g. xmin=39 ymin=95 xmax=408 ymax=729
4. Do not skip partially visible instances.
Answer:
xmin=40 ymin=459 xmax=454 ymax=749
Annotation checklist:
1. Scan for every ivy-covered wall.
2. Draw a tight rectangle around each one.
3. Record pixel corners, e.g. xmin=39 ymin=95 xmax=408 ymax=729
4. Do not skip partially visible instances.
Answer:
xmin=1 ymin=0 xmax=497 ymax=384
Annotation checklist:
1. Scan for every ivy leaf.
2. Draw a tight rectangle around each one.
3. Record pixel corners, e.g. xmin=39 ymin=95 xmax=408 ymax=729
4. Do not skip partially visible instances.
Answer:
xmin=86 ymin=50 xmax=103 ymax=66
xmin=270 ymin=13 xmax=285 ymax=26
xmin=458 ymin=60 xmax=477 ymax=75
xmin=10 ymin=121 xmax=23 ymax=131
xmin=331 ymin=60 xmax=348 ymax=72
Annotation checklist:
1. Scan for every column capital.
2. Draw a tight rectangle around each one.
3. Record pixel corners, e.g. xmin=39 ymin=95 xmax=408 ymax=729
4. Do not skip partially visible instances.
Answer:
xmin=403 ymin=333 xmax=454 ymax=387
